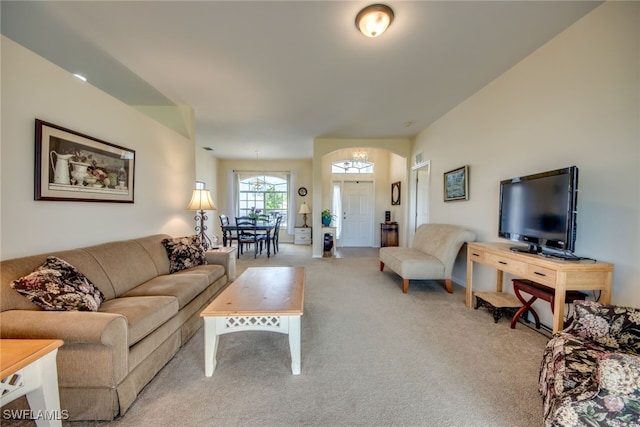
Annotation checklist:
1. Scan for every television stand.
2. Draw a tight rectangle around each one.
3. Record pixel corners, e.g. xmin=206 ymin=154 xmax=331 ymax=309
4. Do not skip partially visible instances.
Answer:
xmin=510 ymin=245 xmax=582 ymax=261
xmin=510 ymin=245 xmax=540 ymax=255
xmin=539 ymin=251 xmax=583 ymax=261
xmin=466 ymin=242 xmax=614 ymax=333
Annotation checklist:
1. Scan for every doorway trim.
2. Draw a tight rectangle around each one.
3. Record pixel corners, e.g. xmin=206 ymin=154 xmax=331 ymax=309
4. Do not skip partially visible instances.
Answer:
xmin=409 ymin=160 xmax=430 ymax=247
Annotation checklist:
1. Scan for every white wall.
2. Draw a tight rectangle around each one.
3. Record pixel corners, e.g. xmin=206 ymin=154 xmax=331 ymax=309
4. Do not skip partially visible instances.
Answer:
xmin=413 ymin=2 xmax=640 ymax=313
xmin=194 ymin=150 xmax=219 ymax=246
xmin=1 ymin=36 xmax=197 ymax=259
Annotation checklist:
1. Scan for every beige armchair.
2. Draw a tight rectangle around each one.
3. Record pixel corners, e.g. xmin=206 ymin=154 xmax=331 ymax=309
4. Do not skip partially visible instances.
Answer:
xmin=379 ymin=223 xmax=476 ymax=293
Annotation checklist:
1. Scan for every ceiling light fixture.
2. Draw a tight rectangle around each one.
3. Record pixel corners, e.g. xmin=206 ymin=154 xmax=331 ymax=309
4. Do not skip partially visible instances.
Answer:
xmin=355 ymin=4 xmax=394 ymax=38
xmin=352 ymin=150 xmax=369 ymax=168
xmin=73 ymin=73 xmax=87 ymax=82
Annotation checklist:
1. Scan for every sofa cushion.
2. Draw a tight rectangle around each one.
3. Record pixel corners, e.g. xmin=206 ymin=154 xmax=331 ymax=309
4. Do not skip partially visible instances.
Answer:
xmin=99 ymin=296 xmax=178 ymax=346
xmin=161 ymin=235 xmax=206 ymax=274
xmin=380 ymin=247 xmax=445 ymax=280
xmin=121 ymin=273 xmax=212 ymax=309
xmin=10 ymin=256 xmax=105 ymax=312
xmin=134 ymin=234 xmax=172 ymax=276
xmin=175 ymin=264 xmax=225 ymax=286
xmin=85 ymin=240 xmax=159 ymax=297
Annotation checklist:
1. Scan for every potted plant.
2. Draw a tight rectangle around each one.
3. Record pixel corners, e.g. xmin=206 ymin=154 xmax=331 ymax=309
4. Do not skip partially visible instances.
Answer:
xmin=321 ymin=209 xmax=335 ymax=226
xmin=248 ymin=207 xmax=262 ymax=219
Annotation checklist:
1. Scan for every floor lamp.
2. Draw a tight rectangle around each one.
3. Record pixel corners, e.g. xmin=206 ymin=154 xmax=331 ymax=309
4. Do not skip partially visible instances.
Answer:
xmin=299 ymin=202 xmax=311 ymax=227
xmin=186 ymin=189 xmax=217 ymax=251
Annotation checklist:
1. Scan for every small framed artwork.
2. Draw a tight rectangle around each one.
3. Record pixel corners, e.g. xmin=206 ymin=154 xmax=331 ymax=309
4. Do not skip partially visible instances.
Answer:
xmin=391 ymin=181 xmax=401 ymax=205
xmin=443 ymin=165 xmax=469 ymax=202
xmin=35 ymin=119 xmax=135 ymax=203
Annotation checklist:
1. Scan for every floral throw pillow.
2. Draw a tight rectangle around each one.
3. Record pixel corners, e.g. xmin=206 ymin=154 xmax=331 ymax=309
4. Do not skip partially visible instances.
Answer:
xmin=10 ymin=256 xmax=105 ymax=311
xmin=162 ymin=235 xmax=206 ymax=274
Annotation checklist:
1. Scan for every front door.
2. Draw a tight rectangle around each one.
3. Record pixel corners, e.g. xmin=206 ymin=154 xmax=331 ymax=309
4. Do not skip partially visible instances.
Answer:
xmin=341 ymin=181 xmax=373 ymax=247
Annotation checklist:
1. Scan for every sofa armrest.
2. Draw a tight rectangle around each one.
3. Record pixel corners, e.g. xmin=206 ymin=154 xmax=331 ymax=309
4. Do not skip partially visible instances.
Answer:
xmin=206 ymin=249 xmax=236 ymax=281
xmin=1 ymin=309 xmax=130 ymax=388
xmin=0 ymin=309 xmax=127 ymax=346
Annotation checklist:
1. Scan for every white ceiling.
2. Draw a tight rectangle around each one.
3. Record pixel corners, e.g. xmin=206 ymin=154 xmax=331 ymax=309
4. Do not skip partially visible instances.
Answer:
xmin=1 ymin=1 xmax=601 ymax=160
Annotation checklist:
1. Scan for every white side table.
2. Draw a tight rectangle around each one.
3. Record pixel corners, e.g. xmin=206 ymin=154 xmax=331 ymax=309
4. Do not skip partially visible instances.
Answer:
xmin=206 ymin=246 xmax=237 ymax=281
xmin=294 ymin=227 xmax=312 ymax=245
xmin=1 ymin=339 xmax=64 ymax=426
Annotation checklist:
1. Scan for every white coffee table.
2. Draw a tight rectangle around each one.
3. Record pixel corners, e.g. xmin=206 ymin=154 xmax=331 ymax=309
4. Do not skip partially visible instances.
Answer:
xmin=200 ymin=267 xmax=304 ymax=376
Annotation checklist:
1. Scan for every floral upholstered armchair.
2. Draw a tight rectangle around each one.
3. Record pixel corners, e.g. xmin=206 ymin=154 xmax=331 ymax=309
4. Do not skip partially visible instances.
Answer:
xmin=539 ymin=300 xmax=640 ymax=426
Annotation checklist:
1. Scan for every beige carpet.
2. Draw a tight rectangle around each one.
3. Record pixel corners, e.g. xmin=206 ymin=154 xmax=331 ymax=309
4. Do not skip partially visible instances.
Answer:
xmin=5 ymin=244 xmax=549 ymax=427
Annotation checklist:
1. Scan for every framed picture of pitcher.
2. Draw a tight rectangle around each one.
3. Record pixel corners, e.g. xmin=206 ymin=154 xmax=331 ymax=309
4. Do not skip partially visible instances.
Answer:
xmin=35 ymin=119 xmax=135 ymax=203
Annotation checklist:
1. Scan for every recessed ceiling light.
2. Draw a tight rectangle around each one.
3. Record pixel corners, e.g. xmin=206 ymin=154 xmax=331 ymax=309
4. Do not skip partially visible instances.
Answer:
xmin=73 ymin=73 xmax=87 ymax=82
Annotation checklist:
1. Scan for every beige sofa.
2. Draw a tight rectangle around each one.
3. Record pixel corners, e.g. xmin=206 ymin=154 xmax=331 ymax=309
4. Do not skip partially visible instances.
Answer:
xmin=0 ymin=234 xmax=230 ymax=421
xmin=379 ymin=223 xmax=476 ymax=293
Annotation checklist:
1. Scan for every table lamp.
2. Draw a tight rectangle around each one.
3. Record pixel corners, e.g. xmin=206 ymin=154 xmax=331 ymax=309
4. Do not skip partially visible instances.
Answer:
xmin=186 ymin=189 xmax=217 ymax=250
xmin=299 ymin=203 xmax=311 ymax=228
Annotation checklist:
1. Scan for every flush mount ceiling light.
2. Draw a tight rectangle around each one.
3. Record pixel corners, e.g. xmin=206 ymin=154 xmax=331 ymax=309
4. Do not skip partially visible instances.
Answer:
xmin=355 ymin=4 xmax=394 ymax=38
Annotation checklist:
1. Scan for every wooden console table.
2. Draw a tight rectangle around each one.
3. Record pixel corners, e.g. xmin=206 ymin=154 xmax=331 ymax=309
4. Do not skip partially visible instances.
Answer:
xmin=466 ymin=242 xmax=614 ymax=333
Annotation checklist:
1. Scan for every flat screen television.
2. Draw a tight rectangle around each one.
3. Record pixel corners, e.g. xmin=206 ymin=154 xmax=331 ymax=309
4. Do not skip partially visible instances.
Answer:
xmin=498 ymin=166 xmax=578 ymax=258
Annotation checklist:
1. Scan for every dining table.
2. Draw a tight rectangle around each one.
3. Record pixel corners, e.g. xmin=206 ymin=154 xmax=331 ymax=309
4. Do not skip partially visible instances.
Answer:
xmin=221 ymin=219 xmax=277 ymax=257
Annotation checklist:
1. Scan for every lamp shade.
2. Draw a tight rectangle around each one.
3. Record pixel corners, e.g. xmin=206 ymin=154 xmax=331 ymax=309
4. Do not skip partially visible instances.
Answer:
xmin=355 ymin=4 xmax=394 ymax=38
xmin=299 ymin=203 xmax=311 ymax=214
xmin=186 ymin=189 xmax=216 ymax=211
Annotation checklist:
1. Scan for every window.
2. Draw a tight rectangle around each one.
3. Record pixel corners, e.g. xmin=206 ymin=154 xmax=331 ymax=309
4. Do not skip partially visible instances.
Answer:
xmin=238 ymin=174 xmax=288 ymax=225
xmin=331 ymin=160 xmax=374 ymax=174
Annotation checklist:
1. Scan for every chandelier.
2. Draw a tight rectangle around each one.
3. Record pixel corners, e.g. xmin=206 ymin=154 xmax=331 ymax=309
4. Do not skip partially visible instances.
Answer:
xmin=252 ymin=178 xmax=264 ymax=191
xmin=352 ymin=150 xmax=369 ymax=168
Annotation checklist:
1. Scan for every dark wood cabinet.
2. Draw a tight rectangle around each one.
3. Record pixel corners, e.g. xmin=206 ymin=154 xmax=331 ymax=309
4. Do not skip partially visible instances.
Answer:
xmin=380 ymin=222 xmax=398 ymax=247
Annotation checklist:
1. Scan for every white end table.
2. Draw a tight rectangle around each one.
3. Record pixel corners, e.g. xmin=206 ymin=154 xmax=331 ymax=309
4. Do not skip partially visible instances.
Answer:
xmin=1 ymin=339 xmax=64 ymax=426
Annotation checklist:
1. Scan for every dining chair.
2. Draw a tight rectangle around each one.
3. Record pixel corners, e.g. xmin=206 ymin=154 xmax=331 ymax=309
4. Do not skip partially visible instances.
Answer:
xmin=235 ymin=216 xmax=266 ymax=258
xmin=219 ymin=214 xmax=238 ymax=247
xmin=272 ymin=214 xmax=282 ymax=254
xmin=255 ymin=214 xmax=271 ymax=239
